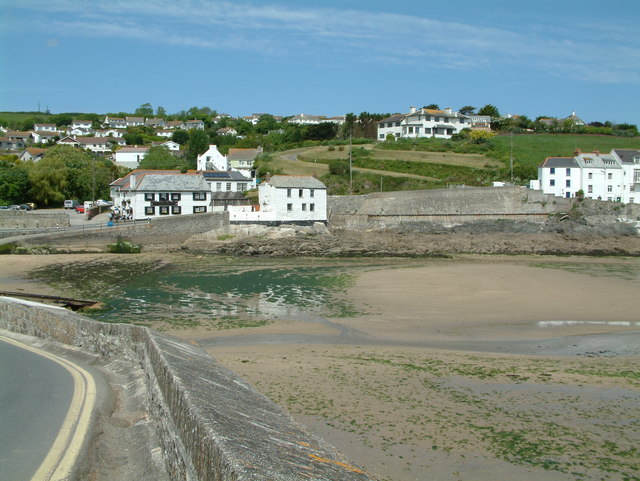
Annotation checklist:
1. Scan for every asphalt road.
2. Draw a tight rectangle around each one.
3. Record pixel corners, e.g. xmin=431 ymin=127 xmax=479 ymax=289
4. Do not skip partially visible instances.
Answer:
xmin=0 ymin=335 xmax=96 ymax=481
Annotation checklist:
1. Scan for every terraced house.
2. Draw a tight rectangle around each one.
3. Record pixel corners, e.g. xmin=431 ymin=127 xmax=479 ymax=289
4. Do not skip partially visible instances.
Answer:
xmin=378 ymin=106 xmax=469 ymax=140
xmin=531 ymin=149 xmax=640 ymax=203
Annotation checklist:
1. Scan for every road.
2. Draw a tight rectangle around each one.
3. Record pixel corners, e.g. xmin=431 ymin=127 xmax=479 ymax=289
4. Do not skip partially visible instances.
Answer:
xmin=0 ymin=334 xmax=96 ymax=481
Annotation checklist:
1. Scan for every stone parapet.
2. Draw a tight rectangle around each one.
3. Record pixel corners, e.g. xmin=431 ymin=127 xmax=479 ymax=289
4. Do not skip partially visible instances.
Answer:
xmin=0 ymin=297 xmax=376 ymax=481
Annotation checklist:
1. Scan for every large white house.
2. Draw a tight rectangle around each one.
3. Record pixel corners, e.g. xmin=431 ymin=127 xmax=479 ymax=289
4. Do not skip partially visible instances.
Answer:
xmin=229 ymin=175 xmax=327 ymax=224
xmin=530 ymin=149 xmax=640 ymax=203
xmin=197 ymin=145 xmax=228 ymax=171
xmin=110 ymin=170 xmax=211 ymax=219
xmin=113 ymin=146 xmax=150 ymax=168
xmin=378 ymin=106 xmax=469 ymax=140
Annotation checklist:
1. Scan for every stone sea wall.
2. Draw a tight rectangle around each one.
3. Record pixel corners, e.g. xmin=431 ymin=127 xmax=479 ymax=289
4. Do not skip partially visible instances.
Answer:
xmin=0 ymin=297 xmax=376 ymax=481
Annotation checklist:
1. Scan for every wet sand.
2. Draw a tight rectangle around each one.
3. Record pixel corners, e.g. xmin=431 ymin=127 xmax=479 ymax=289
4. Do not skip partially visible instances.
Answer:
xmin=2 ymin=253 xmax=639 ymax=480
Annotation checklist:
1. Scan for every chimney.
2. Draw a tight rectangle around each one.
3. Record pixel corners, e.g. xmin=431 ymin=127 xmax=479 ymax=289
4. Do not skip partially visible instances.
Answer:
xmin=445 ymin=107 xmax=452 ymax=115
xmin=574 ymin=149 xmax=581 ymax=156
xmin=409 ymin=106 xmax=416 ymax=114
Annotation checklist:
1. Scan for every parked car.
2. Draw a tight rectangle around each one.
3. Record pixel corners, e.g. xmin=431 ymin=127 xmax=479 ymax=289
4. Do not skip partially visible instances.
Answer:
xmin=95 ymin=199 xmax=113 ymax=207
xmin=19 ymin=204 xmax=32 ymax=211
xmin=64 ymin=199 xmax=80 ymax=209
xmin=0 ymin=205 xmax=9 ymax=210
xmin=75 ymin=205 xmax=85 ymax=214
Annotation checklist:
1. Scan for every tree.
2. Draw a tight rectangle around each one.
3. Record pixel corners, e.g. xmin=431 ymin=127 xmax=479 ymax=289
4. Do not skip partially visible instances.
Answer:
xmin=171 ymin=130 xmax=189 ymax=145
xmin=423 ymin=104 xmax=440 ymax=110
xmin=28 ymin=145 xmax=114 ymax=205
xmin=185 ymin=129 xmax=209 ymax=164
xmin=156 ymin=106 xmax=167 ymax=117
xmin=135 ymin=103 xmax=154 ymax=117
xmin=0 ymin=157 xmax=30 ymax=204
xmin=138 ymin=146 xmax=182 ymax=170
xmin=459 ymin=105 xmax=476 ymax=116
xmin=123 ymin=132 xmax=144 ymax=145
xmin=255 ymin=114 xmax=279 ymax=135
xmin=478 ymin=104 xmax=501 ymax=119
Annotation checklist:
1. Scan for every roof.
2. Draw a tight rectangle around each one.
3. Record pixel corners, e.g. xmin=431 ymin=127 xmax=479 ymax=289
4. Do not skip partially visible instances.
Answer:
xmin=266 ymin=175 xmax=326 ymax=189
xmin=76 ymin=136 xmax=109 ymax=144
xmin=116 ymin=146 xmax=149 ymax=153
xmin=199 ymin=170 xmax=251 ymax=181
xmin=613 ymin=149 xmax=640 ymax=164
xmin=126 ymin=116 xmax=144 ymax=122
xmin=111 ymin=170 xmax=187 ymax=189
xmin=135 ymin=174 xmax=209 ymax=192
xmin=227 ymin=148 xmax=261 ymax=161
xmin=379 ymin=114 xmax=405 ymax=124
xmin=211 ymin=191 xmax=248 ymax=200
xmin=540 ymin=157 xmax=580 ymax=168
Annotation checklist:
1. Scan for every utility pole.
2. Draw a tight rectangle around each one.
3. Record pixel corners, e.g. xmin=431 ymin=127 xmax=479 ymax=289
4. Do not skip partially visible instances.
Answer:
xmin=510 ymin=130 xmax=514 ymax=183
xmin=349 ymin=133 xmax=353 ymax=194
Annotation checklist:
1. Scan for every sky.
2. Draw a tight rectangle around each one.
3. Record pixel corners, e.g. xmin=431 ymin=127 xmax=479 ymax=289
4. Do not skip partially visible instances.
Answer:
xmin=1 ymin=0 xmax=639 ymax=125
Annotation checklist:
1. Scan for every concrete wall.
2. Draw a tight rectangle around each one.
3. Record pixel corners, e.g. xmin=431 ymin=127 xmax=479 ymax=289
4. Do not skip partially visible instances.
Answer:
xmin=0 ymin=297 xmax=376 ymax=481
xmin=328 ymin=186 xmax=572 ymax=230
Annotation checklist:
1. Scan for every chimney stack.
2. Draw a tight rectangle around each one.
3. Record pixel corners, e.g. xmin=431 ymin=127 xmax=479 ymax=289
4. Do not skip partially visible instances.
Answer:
xmin=409 ymin=106 xmax=416 ymax=114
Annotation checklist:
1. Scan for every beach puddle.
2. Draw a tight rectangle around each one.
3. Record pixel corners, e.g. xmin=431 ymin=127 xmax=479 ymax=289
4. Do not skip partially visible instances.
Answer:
xmin=538 ymin=320 xmax=640 ymax=328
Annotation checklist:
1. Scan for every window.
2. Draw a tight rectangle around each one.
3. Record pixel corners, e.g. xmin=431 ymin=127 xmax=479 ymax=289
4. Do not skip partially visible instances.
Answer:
xmin=550 ymin=179 xmax=555 ymax=187
xmin=550 ymin=168 xmax=555 ymax=175
xmin=302 ymin=203 xmax=307 ymax=211
xmin=566 ymin=180 xmax=571 ymax=187
xmin=145 ymin=193 xmax=154 ymax=201
xmin=193 ymin=192 xmax=206 ymax=200
xmin=630 ymin=197 xmax=635 ymax=203
xmin=588 ymin=185 xmax=593 ymax=193
xmin=159 ymin=193 xmax=169 ymax=201
xmin=159 ymin=205 xmax=169 ymax=215
xmin=238 ymin=183 xmax=247 ymax=191
xmin=145 ymin=206 xmax=155 ymax=215
xmin=608 ymin=173 xmax=612 ymax=180
xmin=566 ymin=168 xmax=571 ymax=176
xmin=171 ymin=193 xmax=181 ymax=201
xmin=226 ymin=183 xmax=231 ymax=191
xmin=216 ymin=182 xmax=222 ymax=191
xmin=287 ymin=188 xmax=291 ymax=197
xmin=287 ymin=203 xmax=292 ymax=211
xmin=310 ymin=203 xmax=315 ymax=212
xmin=171 ymin=205 xmax=181 ymax=214
xmin=588 ymin=172 xmax=593 ymax=179
xmin=299 ymin=189 xmax=303 ymax=197
xmin=607 ymin=185 xmax=613 ymax=192
xmin=566 ymin=192 xmax=571 ymax=198
xmin=193 ymin=206 xmax=207 ymax=214
xmin=310 ymin=189 xmax=315 ymax=198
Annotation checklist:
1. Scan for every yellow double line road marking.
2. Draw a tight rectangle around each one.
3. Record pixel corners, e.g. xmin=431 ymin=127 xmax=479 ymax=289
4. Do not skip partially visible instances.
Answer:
xmin=0 ymin=336 xmax=97 ymax=481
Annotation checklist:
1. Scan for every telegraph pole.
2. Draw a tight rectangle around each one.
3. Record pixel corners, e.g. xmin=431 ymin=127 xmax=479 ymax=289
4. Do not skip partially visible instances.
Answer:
xmin=349 ymin=133 xmax=353 ymax=194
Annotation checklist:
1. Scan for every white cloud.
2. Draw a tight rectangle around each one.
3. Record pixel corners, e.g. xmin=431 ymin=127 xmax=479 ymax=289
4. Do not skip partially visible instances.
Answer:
xmin=7 ymin=0 xmax=640 ymax=84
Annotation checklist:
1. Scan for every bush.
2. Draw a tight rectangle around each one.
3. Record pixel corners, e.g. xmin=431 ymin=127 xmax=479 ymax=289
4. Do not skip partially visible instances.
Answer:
xmin=329 ymin=160 xmax=349 ymax=176
xmin=107 ymin=238 xmax=141 ymax=253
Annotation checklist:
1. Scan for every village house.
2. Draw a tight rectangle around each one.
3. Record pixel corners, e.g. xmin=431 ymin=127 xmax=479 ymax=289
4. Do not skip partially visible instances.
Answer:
xmin=530 ymin=149 xmax=640 ymax=203
xmin=198 ymin=171 xmax=253 ymax=211
xmin=110 ymin=170 xmax=211 ymax=219
xmin=20 ymin=147 xmax=47 ymax=162
xmin=377 ymin=106 xmax=469 ymax=140
xmin=216 ymin=127 xmax=238 ymax=136
xmin=33 ymin=123 xmax=58 ymax=132
xmin=0 ymin=137 xmax=25 ymax=151
xmin=104 ymin=116 xmax=127 ymax=129
xmin=287 ymin=113 xmax=326 ymax=125
xmin=71 ymin=119 xmax=93 ymax=130
xmin=227 ymin=147 xmax=261 ymax=175
xmin=30 ymin=130 xmax=58 ymax=144
xmin=126 ymin=116 xmax=145 ymax=127
xmin=156 ymin=129 xmax=174 ymax=138
xmin=185 ymin=119 xmax=205 ymax=130
xmin=229 ymin=175 xmax=327 ymax=225
xmin=151 ymin=140 xmax=181 ymax=151
xmin=165 ymin=120 xmax=186 ymax=130
xmin=145 ymin=118 xmax=166 ymax=128
xmin=197 ymin=145 xmax=228 ymax=171
xmin=113 ymin=146 xmax=150 ymax=168
xmin=95 ymin=128 xmax=125 ymax=138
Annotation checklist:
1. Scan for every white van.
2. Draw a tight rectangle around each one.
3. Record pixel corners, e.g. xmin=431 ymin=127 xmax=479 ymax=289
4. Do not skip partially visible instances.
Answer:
xmin=64 ymin=200 xmax=79 ymax=209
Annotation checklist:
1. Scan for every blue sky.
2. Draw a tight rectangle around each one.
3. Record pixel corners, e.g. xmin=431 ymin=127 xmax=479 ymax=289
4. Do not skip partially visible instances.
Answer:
xmin=1 ymin=0 xmax=639 ymax=124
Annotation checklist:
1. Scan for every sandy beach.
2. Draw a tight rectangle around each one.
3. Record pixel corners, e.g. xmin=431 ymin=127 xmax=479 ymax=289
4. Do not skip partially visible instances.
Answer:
xmin=2 ymin=253 xmax=639 ymax=480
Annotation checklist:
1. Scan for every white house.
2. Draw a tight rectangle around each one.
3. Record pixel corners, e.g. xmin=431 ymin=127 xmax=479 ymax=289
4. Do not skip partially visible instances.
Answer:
xmin=126 ymin=116 xmax=145 ymax=127
xmin=530 ymin=149 xmax=640 ymax=203
xmin=288 ymin=114 xmax=325 ymax=125
xmin=227 ymin=147 xmax=261 ymax=175
xmin=110 ymin=170 xmax=211 ymax=219
xmin=113 ymin=146 xmax=149 ymax=168
xmin=185 ymin=119 xmax=205 ymax=130
xmin=104 ymin=117 xmax=127 ymax=129
xmin=229 ymin=175 xmax=327 ymax=224
xmin=95 ymin=128 xmax=125 ymax=138
xmin=151 ymin=140 xmax=181 ymax=151
xmin=378 ymin=106 xmax=469 ymax=140
xmin=34 ymin=123 xmax=58 ymax=132
xmin=20 ymin=148 xmax=47 ymax=162
xmin=71 ymin=119 xmax=93 ymax=130
xmin=197 ymin=145 xmax=228 ymax=171
xmin=216 ymin=127 xmax=238 ymax=136
xmin=165 ymin=120 xmax=185 ymax=130
xmin=157 ymin=129 xmax=174 ymax=138
xmin=145 ymin=118 xmax=165 ymax=128
xmin=30 ymin=131 xmax=58 ymax=144
xmin=75 ymin=136 xmax=112 ymax=153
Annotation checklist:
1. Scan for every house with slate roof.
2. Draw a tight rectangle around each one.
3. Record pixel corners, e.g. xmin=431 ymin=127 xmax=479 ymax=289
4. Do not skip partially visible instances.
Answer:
xmin=110 ymin=170 xmax=211 ymax=219
xmin=229 ymin=175 xmax=327 ymax=224
xmin=113 ymin=146 xmax=150 ymax=168
xmin=531 ymin=149 xmax=640 ymax=203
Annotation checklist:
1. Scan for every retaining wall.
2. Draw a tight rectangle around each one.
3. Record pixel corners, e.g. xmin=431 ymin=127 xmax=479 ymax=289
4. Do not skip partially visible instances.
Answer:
xmin=328 ymin=186 xmax=571 ymax=230
xmin=0 ymin=211 xmax=69 ymax=229
xmin=0 ymin=297 xmax=376 ymax=481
